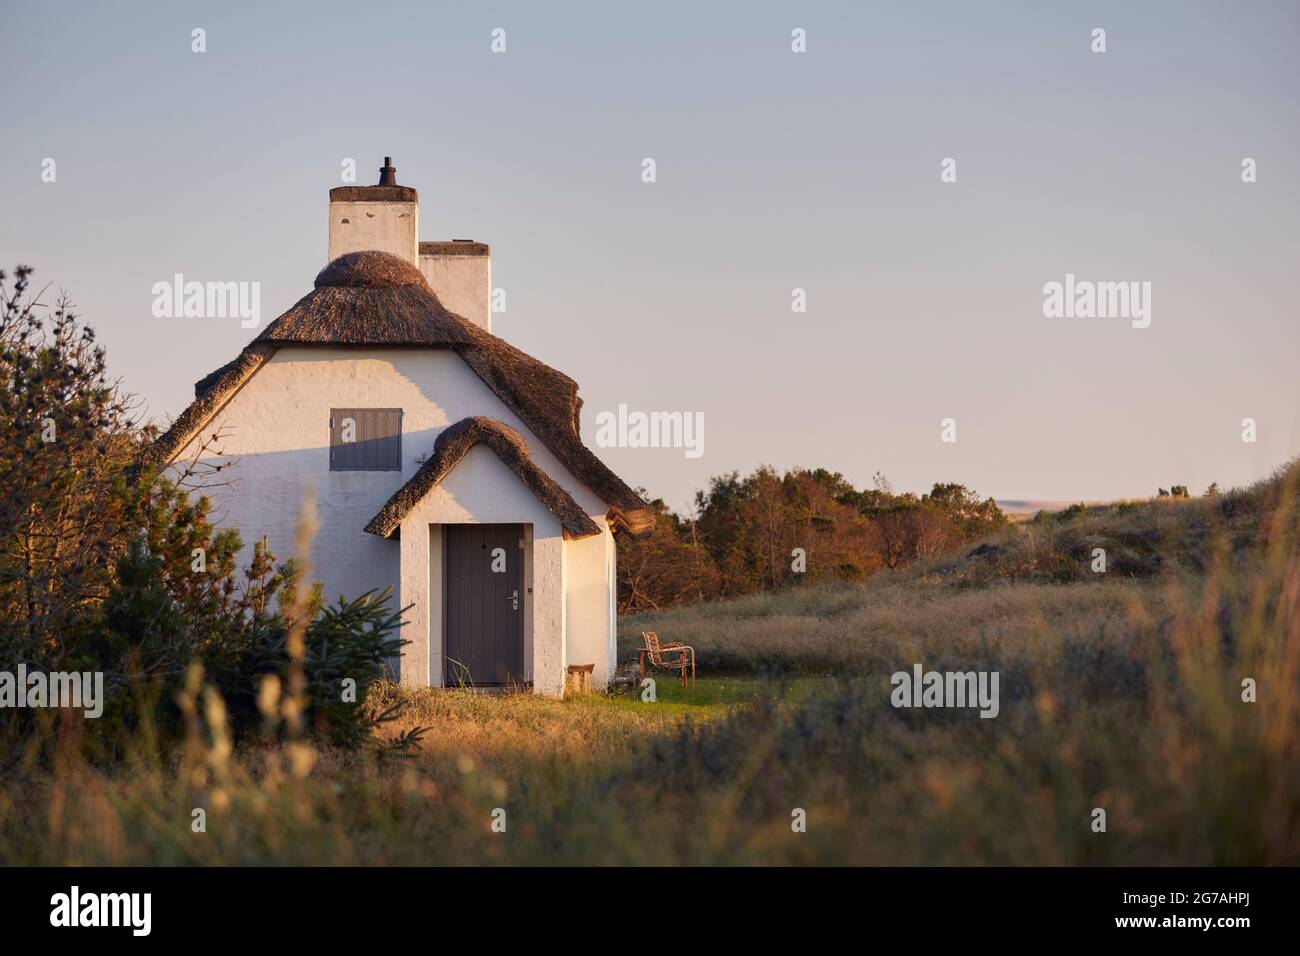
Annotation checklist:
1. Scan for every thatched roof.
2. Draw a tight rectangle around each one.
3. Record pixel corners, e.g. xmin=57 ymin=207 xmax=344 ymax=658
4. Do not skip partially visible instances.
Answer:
xmin=255 ymin=252 xmax=482 ymax=347
xmin=142 ymin=251 xmax=652 ymax=536
xmin=365 ymin=417 xmax=602 ymax=539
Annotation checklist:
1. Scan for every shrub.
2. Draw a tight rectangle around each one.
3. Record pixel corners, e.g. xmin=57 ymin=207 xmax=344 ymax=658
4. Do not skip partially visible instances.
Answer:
xmin=1056 ymin=502 xmax=1089 ymax=522
xmin=101 ymin=527 xmax=408 ymax=749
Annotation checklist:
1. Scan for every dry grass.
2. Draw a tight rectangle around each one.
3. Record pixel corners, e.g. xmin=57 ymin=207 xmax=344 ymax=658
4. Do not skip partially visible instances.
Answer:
xmin=621 ymin=575 xmax=1164 ymax=676
xmin=364 ymin=680 xmax=727 ymax=775
xmin=0 ymin=680 xmax=753 ymax=865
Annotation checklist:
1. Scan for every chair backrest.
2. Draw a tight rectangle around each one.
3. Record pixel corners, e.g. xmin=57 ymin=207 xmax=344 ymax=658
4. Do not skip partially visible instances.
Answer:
xmin=642 ymin=631 xmax=665 ymax=664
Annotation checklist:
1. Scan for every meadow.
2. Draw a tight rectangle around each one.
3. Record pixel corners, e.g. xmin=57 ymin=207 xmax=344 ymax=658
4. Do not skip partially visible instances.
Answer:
xmin=1 ymin=463 xmax=1297 ymax=865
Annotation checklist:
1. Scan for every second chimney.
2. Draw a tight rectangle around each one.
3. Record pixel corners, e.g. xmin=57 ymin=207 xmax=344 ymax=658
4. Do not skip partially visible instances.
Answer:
xmin=418 ymin=240 xmax=492 ymax=332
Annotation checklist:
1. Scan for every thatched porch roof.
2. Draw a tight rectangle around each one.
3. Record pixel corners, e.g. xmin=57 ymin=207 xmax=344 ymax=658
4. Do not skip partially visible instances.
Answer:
xmin=364 ymin=416 xmax=602 ymax=539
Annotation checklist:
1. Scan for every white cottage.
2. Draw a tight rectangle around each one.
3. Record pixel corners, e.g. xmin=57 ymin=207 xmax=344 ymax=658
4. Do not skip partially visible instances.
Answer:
xmin=145 ymin=159 xmax=653 ymax=696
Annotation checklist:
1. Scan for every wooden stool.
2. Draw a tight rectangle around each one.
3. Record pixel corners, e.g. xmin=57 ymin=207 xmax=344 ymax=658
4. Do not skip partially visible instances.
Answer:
xmin=566 ymin=663 xmax=596 ymax=695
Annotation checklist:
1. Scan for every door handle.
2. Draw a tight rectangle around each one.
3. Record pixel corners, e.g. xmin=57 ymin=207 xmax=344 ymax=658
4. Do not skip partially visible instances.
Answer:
xmin=510 ymin=589 xmax=519 ymax=610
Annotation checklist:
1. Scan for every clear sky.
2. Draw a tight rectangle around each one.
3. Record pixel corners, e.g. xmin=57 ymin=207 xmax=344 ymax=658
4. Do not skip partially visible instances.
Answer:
xmin=2 ymin=1 xmax=1297 ymax=514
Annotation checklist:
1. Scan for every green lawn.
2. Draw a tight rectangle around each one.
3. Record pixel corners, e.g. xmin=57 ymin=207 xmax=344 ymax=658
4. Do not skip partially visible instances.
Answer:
xmin=601 ymin=672 xmax=825 ymax=713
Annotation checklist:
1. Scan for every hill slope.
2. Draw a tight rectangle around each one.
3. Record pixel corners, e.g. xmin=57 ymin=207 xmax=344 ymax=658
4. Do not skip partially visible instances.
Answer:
xmin=619 ymin=460 xmax=1299 ymax=674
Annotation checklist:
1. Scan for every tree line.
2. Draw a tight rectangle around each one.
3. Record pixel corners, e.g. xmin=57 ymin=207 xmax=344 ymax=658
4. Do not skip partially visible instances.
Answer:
xmin=616 ymin=467 xmax=1009 ymax=613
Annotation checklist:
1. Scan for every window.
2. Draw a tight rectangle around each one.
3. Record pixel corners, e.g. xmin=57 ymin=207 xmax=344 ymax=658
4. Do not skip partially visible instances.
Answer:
xmin=330 ymin=408 xmax=402 ymax=471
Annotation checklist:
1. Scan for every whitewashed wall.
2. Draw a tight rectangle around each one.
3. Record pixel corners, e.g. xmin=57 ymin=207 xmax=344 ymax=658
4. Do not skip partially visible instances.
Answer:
xmin=170 ymin=346 xmax=615 ymax=694
xmin=328 ymin=200 xmax=418 ymax=265
xmin=565 ymin=524 xmax=616 ymax=689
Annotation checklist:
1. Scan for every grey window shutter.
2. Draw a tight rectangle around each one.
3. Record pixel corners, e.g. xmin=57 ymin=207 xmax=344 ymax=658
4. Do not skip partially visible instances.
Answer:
xmin=329 ymin=408 xmax=402 ymax=471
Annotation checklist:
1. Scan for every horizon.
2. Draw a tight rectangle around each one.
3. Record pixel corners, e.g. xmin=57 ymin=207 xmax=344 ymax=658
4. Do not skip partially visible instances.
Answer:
xmin=2 ymin=1 xmax=1297 ymax=513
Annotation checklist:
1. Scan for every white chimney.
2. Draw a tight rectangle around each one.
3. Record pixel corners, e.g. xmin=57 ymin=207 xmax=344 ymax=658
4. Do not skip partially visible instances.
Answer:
xmin=328 ymin=157 xmax=419 ymax=266
xmin=419 ymin=241 xmax=492 ymax=332
xmin=327 ymin=158 xmax=493 ymax=332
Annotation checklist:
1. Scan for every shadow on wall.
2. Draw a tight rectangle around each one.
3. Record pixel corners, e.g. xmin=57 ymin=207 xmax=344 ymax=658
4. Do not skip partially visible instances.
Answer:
xmin=182 ymin=439 xmax=413 ymax=595
xmin=175 ymin=440 xmax=412 ymax=679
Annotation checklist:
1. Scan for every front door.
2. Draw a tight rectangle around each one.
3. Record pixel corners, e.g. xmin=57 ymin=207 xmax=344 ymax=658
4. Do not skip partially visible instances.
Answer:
xmin=444 ymin=524 xmax=524 ymax=687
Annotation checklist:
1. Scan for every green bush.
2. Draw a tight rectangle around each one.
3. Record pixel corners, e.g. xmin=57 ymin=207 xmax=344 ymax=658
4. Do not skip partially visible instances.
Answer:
xmin=100 ymin=527 xmax=407 ymax=749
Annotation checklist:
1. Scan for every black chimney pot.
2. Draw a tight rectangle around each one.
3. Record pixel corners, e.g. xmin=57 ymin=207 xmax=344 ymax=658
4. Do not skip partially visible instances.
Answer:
xmin=378 ymin=157 xmax=397 ymax=186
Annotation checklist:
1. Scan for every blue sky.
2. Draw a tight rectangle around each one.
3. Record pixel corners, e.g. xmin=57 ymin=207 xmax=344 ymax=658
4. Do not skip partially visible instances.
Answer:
xmin=2 ymin=1 xmax=1297 ymax=512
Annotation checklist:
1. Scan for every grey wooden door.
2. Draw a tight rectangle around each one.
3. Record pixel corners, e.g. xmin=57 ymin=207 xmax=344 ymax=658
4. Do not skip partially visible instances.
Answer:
xmin=444 ymin=524 xmax=524 ymax=686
